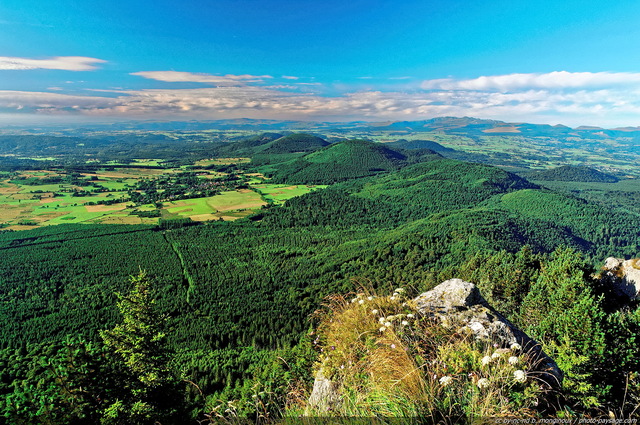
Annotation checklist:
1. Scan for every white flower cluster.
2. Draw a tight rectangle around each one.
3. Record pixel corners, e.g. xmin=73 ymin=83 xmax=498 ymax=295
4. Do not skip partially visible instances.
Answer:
xmin=513 ymin=370 xmax=526 ymax=383
xmin=439 ymin=376 xmax=453 ymax=386
xmin=351 ymin=294 xmax=376 ymax=304
xmin=476 ymin=378 xmax=490 ymax=389
xmin=482 ymin=347 xmax=522 ymax=368
xmin=366 ymin=289 xmax=419 ymax=333
xmin=390 ymin=287 xmax=407 ymax=301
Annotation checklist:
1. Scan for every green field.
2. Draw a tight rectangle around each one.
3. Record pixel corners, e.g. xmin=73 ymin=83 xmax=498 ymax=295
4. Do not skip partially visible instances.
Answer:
xmin=194 ymin=157 xmax=250 ymax=166
xmin=0 ymin=165 xmax=286 ymax=228
xmin=104 ymin=159 xmax=166 ymax=166
xmin=164 ymin=190 xmax=266 ymax=221
xmin=252 ymin=183 xmax=327 ymax=204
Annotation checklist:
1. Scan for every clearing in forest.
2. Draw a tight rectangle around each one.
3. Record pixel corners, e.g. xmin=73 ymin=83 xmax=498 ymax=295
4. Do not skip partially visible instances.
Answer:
xmin=252 ymin=183 xmax=326 ymax=204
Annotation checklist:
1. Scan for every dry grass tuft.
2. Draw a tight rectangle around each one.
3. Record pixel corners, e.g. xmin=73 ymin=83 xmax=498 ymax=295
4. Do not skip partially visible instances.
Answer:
xmin=303 ymin=287 xmax=548 ymax=420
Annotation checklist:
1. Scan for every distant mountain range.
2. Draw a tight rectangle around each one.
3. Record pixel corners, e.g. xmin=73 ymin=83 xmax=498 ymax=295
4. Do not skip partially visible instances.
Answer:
xmin=5 ymin=116 xmax=640 ymax=140
xmin=370 ymin=116 xmax=640 ymax=139
xmin=9 ymin=116 xmax=639 ymax=140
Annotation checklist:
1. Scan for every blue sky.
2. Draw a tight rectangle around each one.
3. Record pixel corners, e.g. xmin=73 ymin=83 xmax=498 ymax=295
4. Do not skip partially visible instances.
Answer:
xmin=2 ymin=0 xmax=640 ymax=126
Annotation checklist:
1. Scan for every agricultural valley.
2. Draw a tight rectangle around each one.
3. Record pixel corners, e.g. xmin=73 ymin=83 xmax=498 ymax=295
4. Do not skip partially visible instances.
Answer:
xmin=1 ymin=117 xmax=640 ymax=423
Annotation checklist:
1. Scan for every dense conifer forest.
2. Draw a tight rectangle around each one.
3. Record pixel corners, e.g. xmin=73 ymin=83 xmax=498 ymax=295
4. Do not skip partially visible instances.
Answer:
xmin=0 ymin=128 xmax=639 ymax=423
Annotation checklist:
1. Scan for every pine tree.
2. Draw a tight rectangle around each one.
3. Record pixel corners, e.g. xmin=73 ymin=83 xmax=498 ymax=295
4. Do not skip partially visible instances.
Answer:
xmin=100 ymin=271 xmax=182 ymax=425
xmin=518 ymin=247 xmax=607 ymax=409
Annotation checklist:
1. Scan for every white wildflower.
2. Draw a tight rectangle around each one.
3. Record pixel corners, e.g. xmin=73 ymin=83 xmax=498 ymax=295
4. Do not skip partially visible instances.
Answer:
xmin=514 ymin=370 xmax=526 ymax=383
xmin=390 ymin=296 xmax=397 ymax=301
xmin=401 ymin=320 xmax=409 ymax=326
xmin=379 ymin=317 xmax=386 ymax=324
xmin=481 ymin=356 xmax=492 ymax=366
xmin=351 ymin=297 xmax=358 ymax=303
xmin=372 ymin=309 xmax=379 ymax=315
xmin=384 ymin=321 xmax=392 ymax=327
xmin=390 ymin=343 xmax=396 ymax=349
xmin=508 ymin=356 xmax=519 ymax=365
xmin=386 ymin=315 xmax=396 ymax=321
xmin=510 ymin=343 xmax=522 ymax=351
xmin=395 ymin=288 xmax=405 ymax=294
xmin=407 ymin=313 xmax=415 ymax=319
xmin=477 ymin=378 xmax=490 ymax=389
xmin=439 ymin=376 xmax=453 ymax=386
xmin=379 ymin=326 xmax=386 ymax=332
xmin=358 ymin=299 xmax=365 ymax=305
xmin=367 ymin=296 xmax=374 ymax=301
xmin=491 ymin=351 xmax=502 ymax=359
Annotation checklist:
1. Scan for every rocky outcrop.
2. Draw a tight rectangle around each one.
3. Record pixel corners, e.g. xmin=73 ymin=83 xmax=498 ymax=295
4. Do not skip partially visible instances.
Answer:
xmin=601 ymin=257 xmax=640 ymax=300
xmin=305 ymin=368 xmax=342 ymax=414
xmin=414 ymin=278 xmax=563 ymax=389
xmin=306 ymin=279 xmax=563 ymax=414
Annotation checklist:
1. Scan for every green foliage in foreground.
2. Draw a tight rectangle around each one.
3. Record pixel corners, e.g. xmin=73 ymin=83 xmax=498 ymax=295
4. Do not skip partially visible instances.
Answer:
xmin=1 ymin=273 xmax=187 ymax=425
xmin=99 ymin=272 xmax=185 ymax=424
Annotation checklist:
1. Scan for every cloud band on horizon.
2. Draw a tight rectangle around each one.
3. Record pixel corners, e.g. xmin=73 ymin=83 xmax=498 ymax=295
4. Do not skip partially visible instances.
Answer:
xmin=2 ymin=71 xmax=640 ymax=127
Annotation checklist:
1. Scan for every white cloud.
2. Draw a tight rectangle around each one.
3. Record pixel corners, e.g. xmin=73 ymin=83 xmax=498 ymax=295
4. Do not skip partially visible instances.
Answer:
xmin=131 ymin=71 xmax=272 ymax=85
xmin=4 ymin=70 xmax=640 ymax=126
xmin=281 ymin=75 xmax=299 ymax=80
xmin=0 ymin=90 xmax=117 ymax=109
xmin=0 ymin=56 xmax=106 ymax=71
xmin=421 ymin=71 xmax=640 ymax=91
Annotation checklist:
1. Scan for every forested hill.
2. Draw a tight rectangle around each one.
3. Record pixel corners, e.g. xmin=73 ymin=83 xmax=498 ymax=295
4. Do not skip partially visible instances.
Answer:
xmin=256 ymin=133 xmax=330 ymax=154
xmin=521 ymin=165 xmax=620 ymax=182
xmin=267 ymin=139 xmax=412 ymax=184
xmin=1 ymin=154 xmax=640 ymax=422
xmin=385 ymin=138 xmax=456 ymax=153
xmin=214 ymin=132 xmax=283 ymax=156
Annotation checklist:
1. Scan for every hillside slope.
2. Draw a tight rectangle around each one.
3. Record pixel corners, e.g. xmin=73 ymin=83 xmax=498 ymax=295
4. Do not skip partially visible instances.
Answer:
xmin=269 ymin=139 xmax=409 ymax=184
xmin=522 ymin=165 xmax=619 ymax=183
xmin=2 ymin=156 xmax=640 ymax=422
xmin=257 ymin=133 xmax=329 ymax=154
